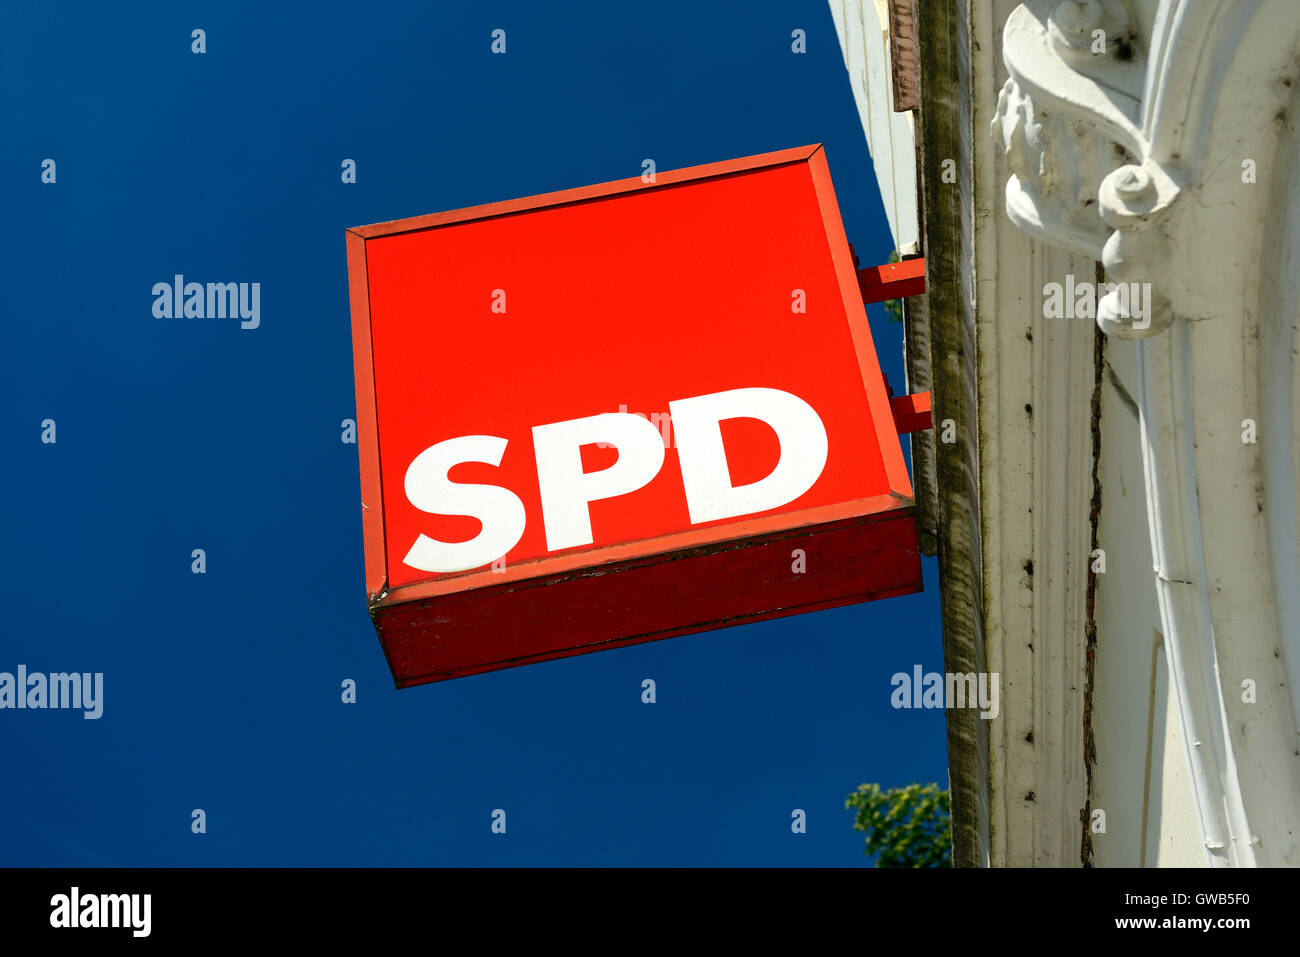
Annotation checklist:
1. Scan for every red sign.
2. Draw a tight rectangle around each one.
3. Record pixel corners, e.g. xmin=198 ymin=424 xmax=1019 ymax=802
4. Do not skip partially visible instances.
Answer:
xmin=346 ymin=144 xmax=920 ymax=687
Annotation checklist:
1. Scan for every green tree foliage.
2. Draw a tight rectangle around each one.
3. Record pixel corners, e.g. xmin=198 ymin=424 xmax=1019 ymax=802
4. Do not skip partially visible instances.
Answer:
xmin=846 ymin=782 xmax=952 ymax=867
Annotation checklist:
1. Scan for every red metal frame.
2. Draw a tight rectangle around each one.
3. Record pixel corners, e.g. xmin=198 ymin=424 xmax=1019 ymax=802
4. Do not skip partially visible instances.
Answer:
xmin=346 ymin=231 xmax=388 ymax=601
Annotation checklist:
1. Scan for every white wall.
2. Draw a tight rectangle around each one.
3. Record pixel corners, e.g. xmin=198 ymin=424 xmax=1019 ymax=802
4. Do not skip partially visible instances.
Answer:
xmin=828 ymin=0 xmax=919 ymax=253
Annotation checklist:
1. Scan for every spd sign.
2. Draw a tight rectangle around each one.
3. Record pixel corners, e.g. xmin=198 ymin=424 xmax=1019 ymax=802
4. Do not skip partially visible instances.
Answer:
xmin=346 ymin=144 xmax=920 ymax=687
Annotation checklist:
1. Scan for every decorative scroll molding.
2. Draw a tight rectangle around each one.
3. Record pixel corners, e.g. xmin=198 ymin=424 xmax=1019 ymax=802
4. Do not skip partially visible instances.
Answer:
xmin=992 ymin=0 xmax=1261 ymax=339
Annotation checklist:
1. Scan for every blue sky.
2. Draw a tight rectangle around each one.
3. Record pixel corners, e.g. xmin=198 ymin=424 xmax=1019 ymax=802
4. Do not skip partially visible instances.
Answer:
xmin=0 ymin=0 xmax=945 ymax=866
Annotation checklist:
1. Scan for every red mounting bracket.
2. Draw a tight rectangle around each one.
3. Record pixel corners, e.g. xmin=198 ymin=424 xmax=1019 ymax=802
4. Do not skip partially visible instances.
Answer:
xmin=891 ymin=391 xmax=932 ymax=434
xmin=847 ymin=245 xmax=927 ymax=304
xmin=859 ymin=257 xmax=926 ymax=304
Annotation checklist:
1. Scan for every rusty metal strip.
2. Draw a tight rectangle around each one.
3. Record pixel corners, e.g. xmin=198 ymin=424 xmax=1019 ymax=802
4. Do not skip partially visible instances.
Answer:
xmin=889 ymin=0 xmax=920 ymax=112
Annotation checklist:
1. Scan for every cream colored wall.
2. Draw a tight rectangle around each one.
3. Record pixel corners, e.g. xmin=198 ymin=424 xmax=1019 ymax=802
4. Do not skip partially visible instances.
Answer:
xmin=1091 ymin=337 xmax=1205 ymax=867
xmin=831 ymin=0 xmax=1300 ymax=869
xmin=1147 ymin=642 xmax=1209 ymax=867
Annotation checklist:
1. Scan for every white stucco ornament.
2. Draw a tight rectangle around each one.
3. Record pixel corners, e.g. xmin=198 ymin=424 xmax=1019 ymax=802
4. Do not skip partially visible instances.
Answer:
xmin=992 ymin=0 xmax=1269 ymax=338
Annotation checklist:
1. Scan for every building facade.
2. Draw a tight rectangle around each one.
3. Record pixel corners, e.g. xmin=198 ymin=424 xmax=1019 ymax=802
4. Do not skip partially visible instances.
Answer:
xmin=832 ymin=0 xmax=1300 ymax=866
